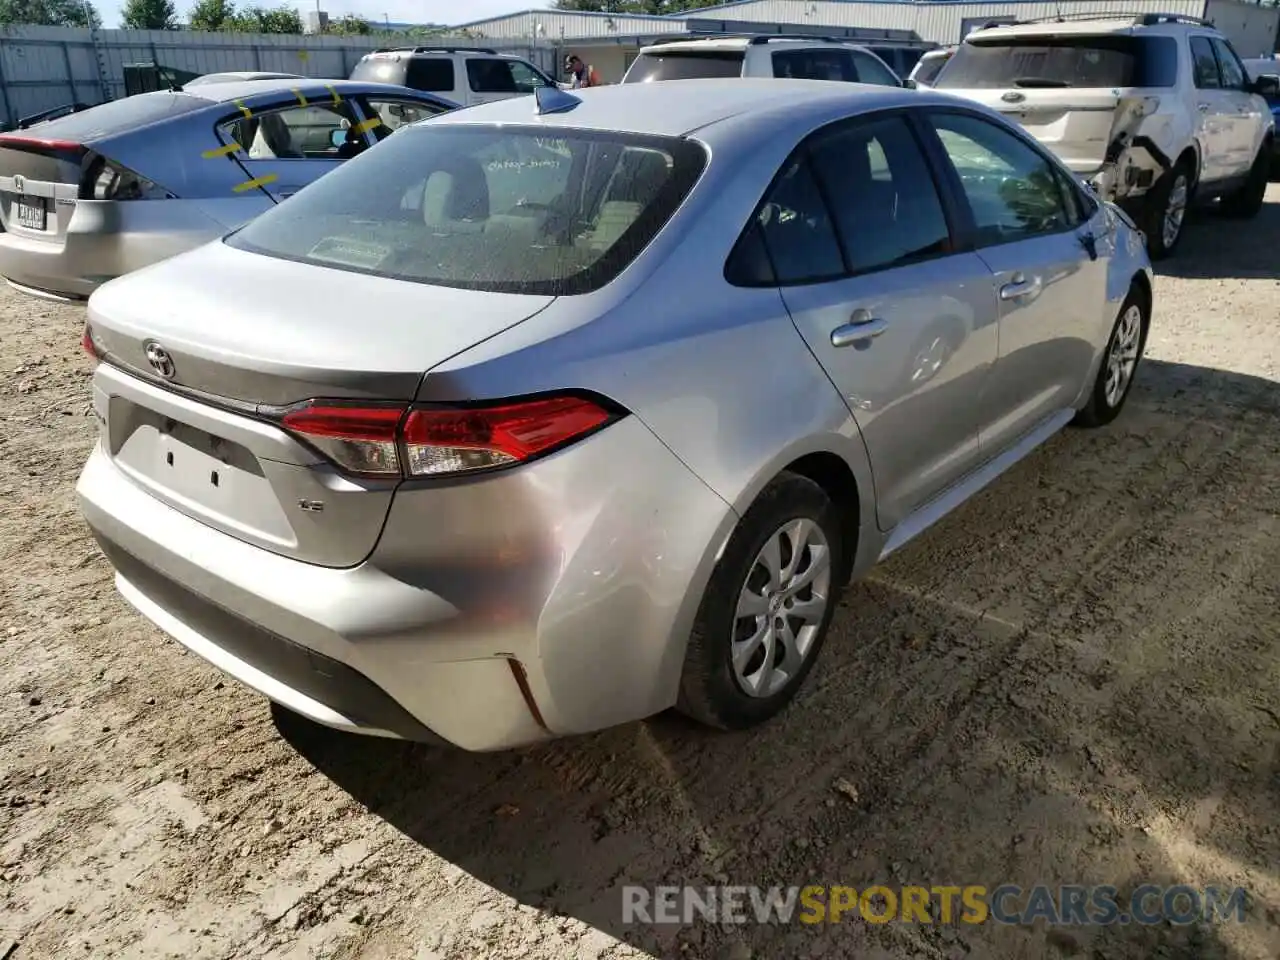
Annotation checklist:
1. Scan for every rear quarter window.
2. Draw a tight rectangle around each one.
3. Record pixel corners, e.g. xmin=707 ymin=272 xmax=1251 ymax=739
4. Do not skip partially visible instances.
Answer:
xmin=407 ymin=58 xmax=456 ymax=93
xmin=226 ymin=124 xmax=708 ymax=295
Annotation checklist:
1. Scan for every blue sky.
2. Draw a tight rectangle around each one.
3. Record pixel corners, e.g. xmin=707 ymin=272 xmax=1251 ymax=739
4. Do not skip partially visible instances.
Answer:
xmin=100 ymin=0 xmax=552 ymax=29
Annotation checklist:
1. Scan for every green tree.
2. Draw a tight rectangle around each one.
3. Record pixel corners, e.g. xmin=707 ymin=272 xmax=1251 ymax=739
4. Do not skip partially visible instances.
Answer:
xmin=229 ymin=4 xmax=300 ymax=33
xmin=121 ymin=0 xmax=175 ymax=28
xmin=186 ymin=0 xmax=232 ymax=30
xmin=0 ymin=0 xmax=101 ymax=26
xmin=332 ymin=13 xmax=369 ymax=34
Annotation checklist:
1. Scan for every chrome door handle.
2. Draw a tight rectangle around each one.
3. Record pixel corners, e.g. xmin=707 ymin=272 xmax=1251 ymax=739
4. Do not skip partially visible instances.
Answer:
xmin=999 ymin=273 xmax=1042 ymax=301
xmin=831 ymin=310 xmax=888 ymax=348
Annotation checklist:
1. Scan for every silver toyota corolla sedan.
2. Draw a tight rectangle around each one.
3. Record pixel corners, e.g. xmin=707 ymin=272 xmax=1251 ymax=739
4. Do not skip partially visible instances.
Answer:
xmin=0 ymin=78 xmax=455 ymax=300
xmin=76 ymin=80 xmax=1153 ymax=751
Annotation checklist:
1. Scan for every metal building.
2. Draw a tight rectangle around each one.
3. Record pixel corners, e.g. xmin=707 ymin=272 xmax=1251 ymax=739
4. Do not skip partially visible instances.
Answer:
xmin=461 ymin=0 xmax=1280 ymax=83
xmin=682 ymin=0 xmax=1280 ymax=54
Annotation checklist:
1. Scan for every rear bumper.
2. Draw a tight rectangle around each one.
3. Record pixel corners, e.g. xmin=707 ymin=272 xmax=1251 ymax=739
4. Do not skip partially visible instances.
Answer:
xmin=0 ymin=200 xmax=231 ymax=299
xmin=77 ymin=409 xmax=735 ymax=750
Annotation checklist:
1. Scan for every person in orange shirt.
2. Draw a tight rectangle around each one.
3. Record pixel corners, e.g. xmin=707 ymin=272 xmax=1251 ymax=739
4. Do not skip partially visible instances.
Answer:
xmin=565 ymin=54 xmax=602 ymax=89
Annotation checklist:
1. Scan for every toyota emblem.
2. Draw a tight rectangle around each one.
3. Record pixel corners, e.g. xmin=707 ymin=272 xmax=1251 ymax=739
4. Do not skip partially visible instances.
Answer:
xmin=144 ymin=341 xmax=176 ymax=380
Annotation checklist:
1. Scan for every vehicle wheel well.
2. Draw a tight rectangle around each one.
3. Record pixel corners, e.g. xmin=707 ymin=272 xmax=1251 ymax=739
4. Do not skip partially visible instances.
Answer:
xmin=1176 ymin=147 xmax=1198 ymax=188
xmin=1130 ymin=271 xmax=1152 ymax=315
xmin=779 ymin=452 xmax=860 ymax=583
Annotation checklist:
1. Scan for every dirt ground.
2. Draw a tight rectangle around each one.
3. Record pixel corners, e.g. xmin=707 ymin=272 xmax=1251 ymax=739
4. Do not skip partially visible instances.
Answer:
xmin=1 ymin=189 xmax=1278 ymax=960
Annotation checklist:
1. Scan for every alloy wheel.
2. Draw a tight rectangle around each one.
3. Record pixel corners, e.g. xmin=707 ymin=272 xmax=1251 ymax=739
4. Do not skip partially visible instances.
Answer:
xmin=1162 ymin=174 xmax=1188 ymax=249
xmin=731 ymin=518 xmax=832 ymax=698
xmin=1105 ymin=303 xmax=1143 ymax=408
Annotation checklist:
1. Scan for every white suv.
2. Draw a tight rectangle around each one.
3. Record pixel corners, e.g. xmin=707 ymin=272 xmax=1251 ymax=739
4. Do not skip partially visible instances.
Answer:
xmin=623 ymin=35 xmax=904 ymax=88
xmin=350 ymin=46 xmax=558 ymax=108
xmin=934 ymin=13 xmax=1279 ymax=258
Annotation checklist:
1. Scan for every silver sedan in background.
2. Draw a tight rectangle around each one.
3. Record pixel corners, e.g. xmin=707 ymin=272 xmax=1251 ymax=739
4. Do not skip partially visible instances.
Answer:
xmin=77 ymin=80 xmax=1152 ymax=750
xmin=0 ymin=78 xmax=454 ymax=300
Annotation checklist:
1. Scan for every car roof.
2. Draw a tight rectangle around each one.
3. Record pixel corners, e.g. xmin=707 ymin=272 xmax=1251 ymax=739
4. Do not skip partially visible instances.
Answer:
xmin=967 ymin=17 xmax=1222 ymax=41
xmin=432 ymin=78 xmax=930 ymax=139
xmin=967 ymin=19 xmax=1142 ymax=40
xmin=179 ymin=77 xmax=411 ymax=104
xmin=187 ymin=71 xmax=304 ymax=85
xmin=360 ymin=48 xmax=527 ymax=61
xmin=640 ymin=36 xmax=872 ymax=53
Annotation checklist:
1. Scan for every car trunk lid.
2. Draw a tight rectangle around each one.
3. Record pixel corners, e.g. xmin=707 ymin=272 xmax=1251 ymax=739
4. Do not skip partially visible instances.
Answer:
xmin=87 ymin=240 xmax=556 ymax=567
xmin=0 ymin=135 xmax=86 ymax=246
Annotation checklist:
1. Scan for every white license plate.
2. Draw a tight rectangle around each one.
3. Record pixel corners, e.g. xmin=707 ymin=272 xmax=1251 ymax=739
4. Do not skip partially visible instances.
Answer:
xmin=15 ymin=198 xmax=46 ymax=230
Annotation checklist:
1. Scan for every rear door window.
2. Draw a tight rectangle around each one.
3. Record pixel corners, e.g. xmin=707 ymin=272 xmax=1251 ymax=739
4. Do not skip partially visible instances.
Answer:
xmin=624 ymin=51 xmax=744 ymax=82
xmin=226 ymin=125 xmax=707 ymax=295
xmin=938 ymin=35 xmax=1178 ymax=89
xmin=807 ymin=115 xmax=951 ymax=274
xmin=735 ymin=155 xmax=845 ymax=285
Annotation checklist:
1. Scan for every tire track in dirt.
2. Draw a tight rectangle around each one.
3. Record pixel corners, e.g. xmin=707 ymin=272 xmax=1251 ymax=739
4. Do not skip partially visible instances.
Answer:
xmin=2 ymin=193 xmax=1279 ymax=960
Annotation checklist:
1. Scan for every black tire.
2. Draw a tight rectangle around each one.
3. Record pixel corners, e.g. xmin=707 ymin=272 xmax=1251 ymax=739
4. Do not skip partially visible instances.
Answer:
xmin=1219 ymin=143 xmax=1270 ymax=219
xmin=677 ymin=472 xmax=845 ymax=730
xmin=1142 ymin=158 xmax=1193 ymax=261
xmin=1073 ymin=286 xmax=1150 ymax=429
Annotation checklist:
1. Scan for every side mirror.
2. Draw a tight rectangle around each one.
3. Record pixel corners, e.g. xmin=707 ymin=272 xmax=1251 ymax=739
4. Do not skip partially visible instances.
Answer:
xmin=329 ymin=128 xmax=345 ymax=149
xmin=1253 ymin=73 xmax=1280 ymax=96
xmin=904 ymin=78 xmax=917 ymax=89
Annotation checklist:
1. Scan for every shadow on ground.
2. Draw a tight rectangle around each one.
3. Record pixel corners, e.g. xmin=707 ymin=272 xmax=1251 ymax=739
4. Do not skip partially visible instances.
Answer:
xmin=280 ymin=359 xmax=1280 ymax=960
xmin=1155 ymin=199 xmax=1280 ymax=280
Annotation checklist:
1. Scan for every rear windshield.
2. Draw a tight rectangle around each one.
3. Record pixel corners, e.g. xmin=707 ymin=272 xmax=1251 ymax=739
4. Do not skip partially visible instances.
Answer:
xmin=937 ymin=35 xmax=1179 ymax=89
xmin=226 ymin=124 xmax=707 ymax=295
xmin=20 ymin=92 xmax=206 ymax=142
xmin=351 ymin=57 xmax=458 ymax=93
xmin=624 ymin=51 xmax=744 ymax=83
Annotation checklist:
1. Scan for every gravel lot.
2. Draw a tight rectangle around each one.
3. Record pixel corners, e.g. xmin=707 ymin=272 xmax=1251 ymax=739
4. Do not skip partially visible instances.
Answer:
xmin=1 ymin=189 xmax=1278 ymax=960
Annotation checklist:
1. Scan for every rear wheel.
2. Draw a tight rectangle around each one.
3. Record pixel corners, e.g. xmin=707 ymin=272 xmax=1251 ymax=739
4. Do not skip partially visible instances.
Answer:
xmin=1219 ymin=143 xmax=1270 ymax=219
xmin=1142 ymin=159 xmax=1192 ymax=260
xmin=677 ymin=472 xmax=844 ymax=730
xmin=1073 ymin=286 xmax=1149 ymax=429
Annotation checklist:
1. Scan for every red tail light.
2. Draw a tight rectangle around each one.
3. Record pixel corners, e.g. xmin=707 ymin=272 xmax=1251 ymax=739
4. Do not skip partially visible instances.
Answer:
xmin=81 ymin=325 xmax=99 ymax=365
xmin=281 ymin=394 xmax=618 ymax=479
xmin=280 ymin=403 xmax=404 ymax=477
xmin=403 ymin=396 xmax=613 ymax=477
